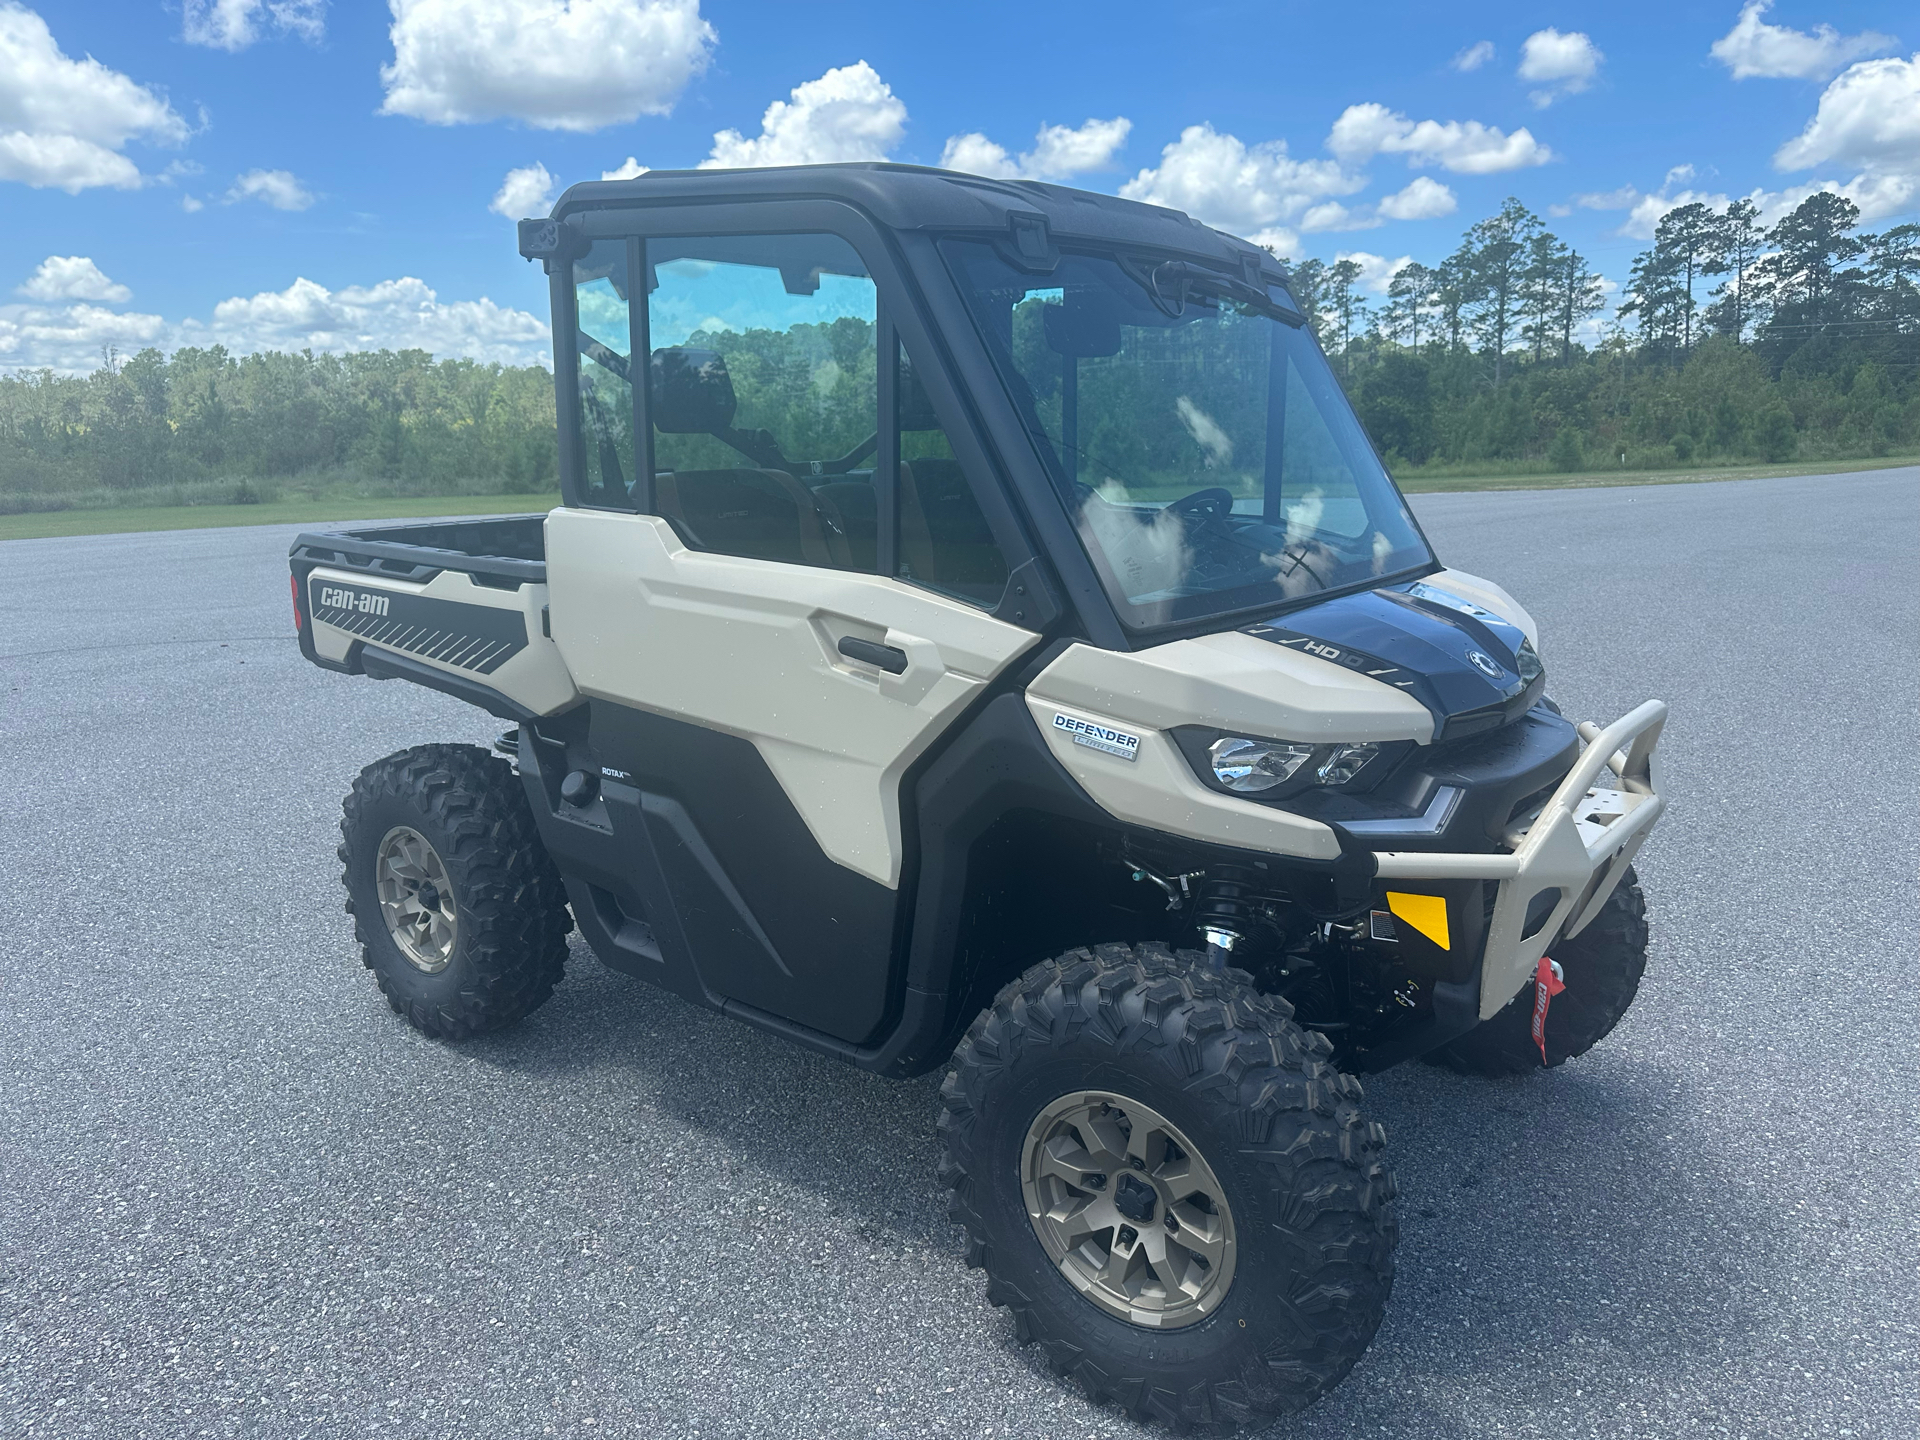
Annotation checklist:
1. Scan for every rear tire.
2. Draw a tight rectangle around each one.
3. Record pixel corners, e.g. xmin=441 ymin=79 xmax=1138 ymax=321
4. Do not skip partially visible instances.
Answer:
xmin=939 ymin=943 xmax=1397 ymax=1430
xmin=1427 ymin=868 xmax=1649 ymax=1076
xmin=339 ymin=743 xmax=571 ymax=1040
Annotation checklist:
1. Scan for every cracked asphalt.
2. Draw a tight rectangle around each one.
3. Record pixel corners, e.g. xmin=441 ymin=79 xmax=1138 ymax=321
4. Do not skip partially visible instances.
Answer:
xmin=2 ymin=467 xmax=1916 ymax=1439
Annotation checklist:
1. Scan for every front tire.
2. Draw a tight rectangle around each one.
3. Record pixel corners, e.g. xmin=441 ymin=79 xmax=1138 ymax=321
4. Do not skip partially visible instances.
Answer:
xmin=1427 ymin=867 xmax=1650 ymax=1076
xmin=339 ymin=743 xmax=571 ymax=1040
xmin=939 ymin=943 xmax=1397 ymax=1430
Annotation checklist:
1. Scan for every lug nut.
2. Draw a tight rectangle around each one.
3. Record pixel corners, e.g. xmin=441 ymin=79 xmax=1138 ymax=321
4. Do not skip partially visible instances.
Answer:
xmin=1164 ymin=1212 xmax=1180 ymax=1233
xmin=1117 ymin=1225 xmax=1138 ymax=1249
xmin=1082 ymin=1173 xmax=1106 ymax=1190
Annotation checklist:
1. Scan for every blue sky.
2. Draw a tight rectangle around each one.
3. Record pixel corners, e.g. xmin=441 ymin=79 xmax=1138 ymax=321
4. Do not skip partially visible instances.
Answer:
xmin=2 ymin=0 xmax=1914 ymax=373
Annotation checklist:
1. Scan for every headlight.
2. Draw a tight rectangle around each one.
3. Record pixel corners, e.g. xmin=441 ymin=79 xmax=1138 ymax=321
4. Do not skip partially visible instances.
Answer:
xmin=1208 ymin=736 xmax=1315 ymax=792
xmin=1317 ymin=742 xmax=1380 ymax=785
xmin=1515 ymin=637 xmax=1543 ymax=685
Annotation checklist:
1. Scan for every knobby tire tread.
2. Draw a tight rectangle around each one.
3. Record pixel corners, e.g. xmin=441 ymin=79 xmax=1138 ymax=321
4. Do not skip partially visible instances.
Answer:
xmin=938 ymin=941 xmax=1397 ymax=1431
xmin=340 ymin=743 xmax=571 ymax=1040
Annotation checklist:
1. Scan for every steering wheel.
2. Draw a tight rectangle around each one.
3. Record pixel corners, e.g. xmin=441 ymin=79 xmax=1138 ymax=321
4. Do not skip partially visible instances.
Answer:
xmin=1167 ymin=486 xmax=1236 ymax=524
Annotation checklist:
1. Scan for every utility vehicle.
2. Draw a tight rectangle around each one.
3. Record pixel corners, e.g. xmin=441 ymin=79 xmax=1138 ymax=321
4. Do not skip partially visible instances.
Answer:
xmin=290 ymin=163 xmax=1667 ymax=1430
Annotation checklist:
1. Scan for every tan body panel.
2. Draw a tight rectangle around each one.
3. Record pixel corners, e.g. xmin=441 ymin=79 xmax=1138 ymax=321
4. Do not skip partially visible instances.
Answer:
xmin=306 ymin=565 xmax=579 ymax=716
xmin=1022 ymin=694 xmax=1344 ymax=860
xmin=544 ymin=509 xmax=1039 ymax=889
xmin=1024 ymin=634 xmax=1433 ymax=862
xmin=1031 ymin=633 xmax=1435 ymax=744
xmin=1428 ymin=568 xmax=1539 ymax=644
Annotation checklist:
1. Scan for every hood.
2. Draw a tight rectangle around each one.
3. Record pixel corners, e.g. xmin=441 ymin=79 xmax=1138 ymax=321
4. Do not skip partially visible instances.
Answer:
xmin=1242 ymin=581 xmax=1544 ymax=742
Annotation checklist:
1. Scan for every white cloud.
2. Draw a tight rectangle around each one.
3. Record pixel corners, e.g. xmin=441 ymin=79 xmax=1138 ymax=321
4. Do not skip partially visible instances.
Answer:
xmin=1377 ymin=175 xmax=1457 ymax=220
xmin=198 ymin=276 xmax=547 ymax=361
xmin=939 ymin=132 xmax=1015 ymax=178
xmin=1119 ymin=123 xmax=1363 ymax=241
xmin=1248 ymin=227 xmax=1301 ymax=259
xmin=941 ymin=116 xmax=1132 ymax=182
xmin=602 ymin=156 xmax=648 ymax=180
xmin=0 ymin=301 xmax=167 ymax=374
xmin=1574 ymin=184 xmax=1642 ymax=211
xmin=1775 ymin=55 xmax=1919 ymax=181
xmin=1327 ymin=103 xmax=1553 ymax=173
xmin=1574 ymin=167 xmax=1732 ymax=238
xmin=1335 ymin=251 xmax=1413 ymax=296
xmin=1 ymin=252 xmax=549 ymax=375
xmin=1301 ymin=201 xmax=1372 ymax=233
xmin=0 ymin=4 xmax=190 ymax=192
xmin=1710 ymin=1 xmax=1894 ymax=81
xmin=181 ymin=194 xmax=204 ymax=212
xmin=703 ymin=61 xmax=905 ymax=168
xmin=1622 ymin=187 xmax=1728 ymax=239
xmin=1452 ymin=40 xmax=1495 ymax=72
xmin=1518 ymin=28 xmax=1603 ymax=106
xmin=490 ymin=162 xmax=554 ymax=218
xmin=226 ymin=167 xmax=315 ymax=210
xmin=18 ymin=255 xmax=129 ymax=302
xmin=182 ymin=0 xmax=325 ymax=51
xmin=1572 ymin=151 xmax=1911 ymax=239
xmin=380 ymin=0 xmax=714 ymax=131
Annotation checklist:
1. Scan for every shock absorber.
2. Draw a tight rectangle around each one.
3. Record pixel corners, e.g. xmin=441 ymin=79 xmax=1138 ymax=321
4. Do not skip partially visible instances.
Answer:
xmin=1193 ymin=864 xmax=1262 ymax=971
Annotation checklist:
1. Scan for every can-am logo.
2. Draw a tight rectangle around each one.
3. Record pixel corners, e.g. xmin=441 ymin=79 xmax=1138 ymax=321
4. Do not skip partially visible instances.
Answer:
xmin=1053 ymin=712 xmax=1141 ymax=762
xmin=1467 ymin=649 xmax=1504 ymax=679
xmin=316 ymin=585 xmax=390 ymax=617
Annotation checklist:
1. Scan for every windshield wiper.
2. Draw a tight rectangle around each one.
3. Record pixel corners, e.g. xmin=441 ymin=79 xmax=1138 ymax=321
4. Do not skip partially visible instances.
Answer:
xmin=1141 ymin=261 xmax=1305 ymax=327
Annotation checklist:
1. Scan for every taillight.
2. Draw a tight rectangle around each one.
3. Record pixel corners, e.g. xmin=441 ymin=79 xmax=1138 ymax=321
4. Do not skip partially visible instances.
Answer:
xmin=290 ymin=573 xmax=303 ymax=631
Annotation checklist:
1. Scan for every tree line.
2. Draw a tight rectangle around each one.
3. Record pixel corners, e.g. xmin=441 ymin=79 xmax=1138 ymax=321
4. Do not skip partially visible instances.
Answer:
xmin=2 ymin=189 xmax=1916 ymax=513
xmin=0 ymin=346 xmax=558 ymax=510
xmin=1284 ymin=191 xmax=1918 ymax=471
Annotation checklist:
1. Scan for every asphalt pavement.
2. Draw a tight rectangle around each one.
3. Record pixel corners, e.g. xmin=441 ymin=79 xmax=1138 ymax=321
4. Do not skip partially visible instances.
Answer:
xmin=2 ymin=468 xmax=1916 ymax=1440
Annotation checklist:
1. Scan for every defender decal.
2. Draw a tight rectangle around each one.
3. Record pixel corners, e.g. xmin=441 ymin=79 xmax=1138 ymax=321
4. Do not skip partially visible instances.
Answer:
xmin=1053 ymin=712 xmax=1141 ymax=762
xmin=307 ymin=577 xmax=528 ymax=676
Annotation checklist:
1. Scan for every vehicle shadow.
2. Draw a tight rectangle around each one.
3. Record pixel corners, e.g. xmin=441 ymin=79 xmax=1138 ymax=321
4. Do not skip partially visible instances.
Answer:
xmin=461 ymin=947 xmax=1793 ymax=1439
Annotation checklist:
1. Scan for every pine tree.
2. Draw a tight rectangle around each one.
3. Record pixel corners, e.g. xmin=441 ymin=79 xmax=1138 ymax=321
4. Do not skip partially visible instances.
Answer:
xmin=1752 ymin=192 xmax=1867 ymax=338
xmin=1385 ymin=261 xmax=1436 ymax=349
xmin=1456 ymin=198 xmax=1541 ymax=386
xmin=1703 ymin=198 xmax=1765 ymax=343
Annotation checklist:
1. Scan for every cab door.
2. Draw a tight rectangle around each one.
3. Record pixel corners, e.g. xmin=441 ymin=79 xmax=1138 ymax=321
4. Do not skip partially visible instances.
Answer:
xmin=544 ymin=222 xmax=1040 ymax=1045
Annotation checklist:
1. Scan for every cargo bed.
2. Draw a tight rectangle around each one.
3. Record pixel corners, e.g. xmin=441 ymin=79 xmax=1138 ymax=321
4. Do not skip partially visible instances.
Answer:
xmin=290 ymin=514 xmax=576 ymax=721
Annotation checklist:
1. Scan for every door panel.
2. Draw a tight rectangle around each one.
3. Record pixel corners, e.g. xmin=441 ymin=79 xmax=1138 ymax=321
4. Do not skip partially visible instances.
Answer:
xmin=587 ymin=700 xmax=900 ymax=1043
xmin=549 ymin=510 xmax=1038 ymax=888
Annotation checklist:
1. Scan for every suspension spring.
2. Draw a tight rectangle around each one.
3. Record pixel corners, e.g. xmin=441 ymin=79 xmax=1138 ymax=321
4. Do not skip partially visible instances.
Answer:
xmin=1193 ymin=865 xmax=1264 ymax=969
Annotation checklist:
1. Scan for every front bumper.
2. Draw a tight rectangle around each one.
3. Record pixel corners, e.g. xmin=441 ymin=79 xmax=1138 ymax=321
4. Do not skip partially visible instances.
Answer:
xmin=1370 ymin=700 xmax=1669 ymax=1019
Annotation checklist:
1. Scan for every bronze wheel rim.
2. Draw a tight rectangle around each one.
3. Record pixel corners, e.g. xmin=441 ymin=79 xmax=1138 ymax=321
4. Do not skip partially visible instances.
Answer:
xmin=1020 ymin=1090 xmax=1237 ymax=1329
xmin=374 ymin=826 xmax=457 ymax=973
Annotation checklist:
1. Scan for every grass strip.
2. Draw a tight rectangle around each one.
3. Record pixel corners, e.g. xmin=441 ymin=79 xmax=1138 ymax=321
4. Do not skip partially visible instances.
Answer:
xmin=2 ymin=453 xmax=1914 ymax=542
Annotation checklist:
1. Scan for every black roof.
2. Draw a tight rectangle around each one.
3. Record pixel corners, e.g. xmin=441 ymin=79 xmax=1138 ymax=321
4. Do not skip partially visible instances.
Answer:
xmin=550 ymin=162 xmax=1283 ymax=279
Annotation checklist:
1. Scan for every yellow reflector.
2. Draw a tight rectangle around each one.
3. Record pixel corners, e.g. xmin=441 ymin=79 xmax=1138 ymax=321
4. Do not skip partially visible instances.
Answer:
xmin=1386 ymin=892 xmax=1450 ymax=950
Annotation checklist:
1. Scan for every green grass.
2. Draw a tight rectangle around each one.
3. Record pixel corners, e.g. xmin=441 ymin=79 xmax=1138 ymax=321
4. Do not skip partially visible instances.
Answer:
xmin=0 ymin=492 xmax=560 ymax=542
xmin=1 ymin=452 xmax=1915 ymax=542
xmin=1391 ymin=452 xmax=1920 ymax=493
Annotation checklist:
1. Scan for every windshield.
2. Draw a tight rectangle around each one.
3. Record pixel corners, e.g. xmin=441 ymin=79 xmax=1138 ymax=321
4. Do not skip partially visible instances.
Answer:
xmin=941 ymin=241 xmax=1435 ymax=629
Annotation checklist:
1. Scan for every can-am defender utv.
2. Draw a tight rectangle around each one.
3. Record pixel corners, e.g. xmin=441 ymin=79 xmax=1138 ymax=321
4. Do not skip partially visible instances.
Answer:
xmin=290 ymin=164 xmax=1668 ymax=1429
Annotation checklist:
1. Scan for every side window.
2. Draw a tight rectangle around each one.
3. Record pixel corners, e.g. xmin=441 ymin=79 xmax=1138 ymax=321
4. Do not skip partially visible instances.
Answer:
xmin=897 ymin=341 xmax=1010 ymax=607
xmin=572 ymin=240 xmax=637 ymax=508
xmin=647 ymin=234 xmax=879 ymax=570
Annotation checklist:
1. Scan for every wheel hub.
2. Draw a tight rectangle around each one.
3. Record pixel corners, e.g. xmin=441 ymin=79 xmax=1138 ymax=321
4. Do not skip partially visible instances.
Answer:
xmin=374 ymin=825 xmax=458 ymax=973
xmin=1112 ymin=1172 xmax=1157 ymax=1223
xmin=1020 ymin=1090 xmax=1237 ymax=1329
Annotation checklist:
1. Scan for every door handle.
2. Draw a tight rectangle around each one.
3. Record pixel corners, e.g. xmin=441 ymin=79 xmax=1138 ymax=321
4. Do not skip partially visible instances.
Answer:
xmin=837 ymin=635 xmax=909 ymax=674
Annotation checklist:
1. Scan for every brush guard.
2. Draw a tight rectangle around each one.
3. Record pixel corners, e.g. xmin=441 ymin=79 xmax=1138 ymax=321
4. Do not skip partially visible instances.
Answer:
xmin=1371 ymin=700 xmax=1669 ymax=1020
